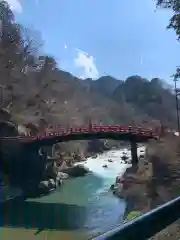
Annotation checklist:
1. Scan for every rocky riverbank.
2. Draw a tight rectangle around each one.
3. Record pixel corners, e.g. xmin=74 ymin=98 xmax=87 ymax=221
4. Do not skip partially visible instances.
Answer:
xmin=29 ymin=137 xmax=110 ymax=197
xmin=111 ymin=135 xmax=180 ymax=239
xmin=26 ymin=162 xmax=89 ymax=198
xmin=0 ymin=120 xmax=106 ymax=198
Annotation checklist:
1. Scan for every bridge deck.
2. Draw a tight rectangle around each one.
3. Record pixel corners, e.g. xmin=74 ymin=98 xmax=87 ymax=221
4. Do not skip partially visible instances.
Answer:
xmin=0 ymin=125 xmax=158 ymax=146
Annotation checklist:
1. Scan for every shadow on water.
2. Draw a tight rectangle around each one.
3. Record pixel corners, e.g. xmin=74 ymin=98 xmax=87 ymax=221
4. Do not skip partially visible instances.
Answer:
xmin=0 ymin=199 xmax=87 ymax=233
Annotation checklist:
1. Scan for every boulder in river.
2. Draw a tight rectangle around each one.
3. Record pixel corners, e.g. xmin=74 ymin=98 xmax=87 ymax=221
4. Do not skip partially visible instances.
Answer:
xmin=38 ymin=179 xmax=56 ymax=195
xmin=48 ymin=179 xmax=56 ymax=189
xmin=57 ymin=172 xmax=69 ymax=179
xmin=112 ymin=183 xmax=123 ymax=196
xmin=38 ymin=180 xmax=49 ymax=193
xmin=61 ymin=165 xmax=89 ymax=177
xmin=56 ymin=176 xmax=63 ymax=186
xmin=102 ymin=164 xmax=108 ymax=168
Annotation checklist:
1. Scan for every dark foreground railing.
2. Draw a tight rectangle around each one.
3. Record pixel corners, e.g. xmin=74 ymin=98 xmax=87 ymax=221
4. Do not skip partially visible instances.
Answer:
xmin=93 ymin=196 xmax=180 ymax=240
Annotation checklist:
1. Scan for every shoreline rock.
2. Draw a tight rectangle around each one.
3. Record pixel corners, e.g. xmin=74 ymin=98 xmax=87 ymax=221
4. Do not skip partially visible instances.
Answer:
xmin=60 ymin=165 xmax=89 ymax=177
xmin=22 ymin=156 xmax=90 ymax=198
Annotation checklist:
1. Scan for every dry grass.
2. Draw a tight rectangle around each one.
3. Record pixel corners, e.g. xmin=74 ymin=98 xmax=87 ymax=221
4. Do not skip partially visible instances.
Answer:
xmin=147 ymin=135 xmax=180 ymax=200
xmin=122 ymin=135 xmax=180 ymax=239
xmin=146 ymin=136 xmax=180 ymax=239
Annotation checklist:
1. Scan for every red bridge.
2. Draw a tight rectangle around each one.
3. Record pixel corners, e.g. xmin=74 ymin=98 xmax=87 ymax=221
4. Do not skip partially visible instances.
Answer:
xmin=0 ymin=124 xmax=159 ymax=169
xmin=0 ymin=124 xmax=158 ymax=145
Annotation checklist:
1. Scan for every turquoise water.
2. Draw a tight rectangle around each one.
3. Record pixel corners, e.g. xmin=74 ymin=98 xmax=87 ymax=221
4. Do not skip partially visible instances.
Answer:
xmin=28 ymin=173 xmax=125 ymax=237
xmin=26 ymin=149 xmax=132 ymax=238
xmin=0 ymin=148 xmax=145 ymax=239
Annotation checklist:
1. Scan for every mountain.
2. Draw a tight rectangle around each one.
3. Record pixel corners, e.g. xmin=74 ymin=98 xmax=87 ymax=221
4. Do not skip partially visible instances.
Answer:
xmin=113 ymin=76 xmax=176 ymax=127
xmin=12 ymin=70 xmax=151 ymax=127
xmin=9 ymin=69 xmax=177 ymax=130
xmin=83 ymin=76 xmax=121 ymax=97
xmin=0 ymin=1 xmax=177 ymax=130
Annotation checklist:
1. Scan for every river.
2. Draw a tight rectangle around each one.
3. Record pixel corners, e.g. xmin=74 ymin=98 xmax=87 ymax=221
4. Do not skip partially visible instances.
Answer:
xmin=0 ymin=147 xmax=145 ymax=240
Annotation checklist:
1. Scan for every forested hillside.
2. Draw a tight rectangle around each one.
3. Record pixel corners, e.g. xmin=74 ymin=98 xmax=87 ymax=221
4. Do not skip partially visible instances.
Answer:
xmin=0 ymin=1 xmax=178 ymax=130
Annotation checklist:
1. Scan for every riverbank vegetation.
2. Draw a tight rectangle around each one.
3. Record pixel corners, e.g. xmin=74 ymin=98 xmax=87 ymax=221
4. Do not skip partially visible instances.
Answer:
xmin=119 ymin=134 xmax=180 ymax=239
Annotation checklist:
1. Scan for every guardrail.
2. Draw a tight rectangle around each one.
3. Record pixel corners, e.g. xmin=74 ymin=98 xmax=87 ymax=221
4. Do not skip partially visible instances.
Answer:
xmin=93 ymin=196 xmax=180 ymax=240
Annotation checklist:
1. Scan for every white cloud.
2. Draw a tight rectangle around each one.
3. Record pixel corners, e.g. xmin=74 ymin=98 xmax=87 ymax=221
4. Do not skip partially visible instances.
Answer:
xmin=74 ymin=48 xmax=99 ymax=79
xmin=1 ymin=0 xmax=22 ymax=13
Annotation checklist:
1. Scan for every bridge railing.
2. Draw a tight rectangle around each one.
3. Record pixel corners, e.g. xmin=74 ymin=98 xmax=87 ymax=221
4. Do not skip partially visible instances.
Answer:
xmin=35 ymin=126 xmax=155 ymax=140
xmin=93 ymin=195 xmax=180 ymax=240
xmin=44 ymin=125 xmax=155 ymax=135
xmin=47 ymin=125 xmax=156 ymax=137
xmin=0 ymin=125 xmax=157 ymax=141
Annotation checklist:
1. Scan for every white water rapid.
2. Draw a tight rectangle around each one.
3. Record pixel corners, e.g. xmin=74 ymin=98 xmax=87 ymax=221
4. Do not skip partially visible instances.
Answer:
xmin=77 ymin=145 xmax=146 ymax=179
xmin=75 ymin=145 xmax=146 ymax=197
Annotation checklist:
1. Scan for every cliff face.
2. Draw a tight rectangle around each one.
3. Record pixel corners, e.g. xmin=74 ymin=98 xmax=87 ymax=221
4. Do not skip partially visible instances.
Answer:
xmin=0 ymin=121 xmax=47 ymax=188
xmin=120 ymin=135 xmax=180 ymax=239
xmin=120 ymin=161 xmax=154 ymax=215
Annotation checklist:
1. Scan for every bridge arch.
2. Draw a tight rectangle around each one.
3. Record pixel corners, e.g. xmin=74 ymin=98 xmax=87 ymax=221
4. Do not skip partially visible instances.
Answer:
xmin=0 ymin=124 xmax=157 ymax=187
xmin=23 ymin=125 xmax=156 ymax=165
xmin=25 ymin=126 xmax=156 ymax=147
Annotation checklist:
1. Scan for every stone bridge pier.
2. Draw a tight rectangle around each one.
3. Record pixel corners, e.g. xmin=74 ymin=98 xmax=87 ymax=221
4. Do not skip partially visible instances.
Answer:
xmin=0 ymin=141 xmax=47 ymax=189
xmin=130 ymin=141 xmax=138 ymax=165
xmin=22 ymin=145 xmax=47 ymax=184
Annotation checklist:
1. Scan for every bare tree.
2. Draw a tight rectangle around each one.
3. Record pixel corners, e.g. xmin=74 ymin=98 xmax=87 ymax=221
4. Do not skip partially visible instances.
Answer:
xmin=24 ymin=55 xmax=57 ymax=119
xmin=0 ymin=1 xmax=57 ymax=121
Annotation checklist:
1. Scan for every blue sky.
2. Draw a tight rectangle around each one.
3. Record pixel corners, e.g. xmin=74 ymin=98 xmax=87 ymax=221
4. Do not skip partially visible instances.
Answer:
xmin=6 ymin=0 xmax=180 ymax=82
